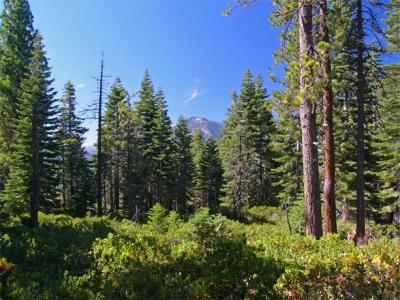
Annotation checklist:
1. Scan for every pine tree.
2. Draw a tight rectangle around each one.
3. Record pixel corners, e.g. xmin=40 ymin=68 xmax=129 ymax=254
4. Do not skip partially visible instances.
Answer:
xmin=135 ymin=71 xmax=158 ymax=211
xmin=73 ymin=148 xmax=93 ymax=216
xmin=269 ymin=4 xmax=303 ymax=211
xmin=191 ymin=128 xmax=204 ymax=168
xmin=103 ymin=77 xmax=127 ymax=213
xmin=384 ymin=0 xmax=400 ymax=54
xmin=191 ymin=128 xmax=205 ymax=208
xmin=1 ymin=33 xmax=58 ymax=226
xmin=154 ymin=88 xmax=175 ymax=209
xmin=271 ymin=95 xmax=302 ymax=207
xmin=330 ymin=0 xmax=386 ymax=241
xmin=372 ymin=65 xmax=400 ymax=222
xmin=354 ymin=0 xmax=367 ymax=242
xmin=370 ymin=3 xmax=400 ymax=222
xmin=197 ymin=138 xmax=224 ymax=213
xmin=57 ymin=81 xmax=91 ymax=216
xmin=319 ymin=0 xmax=337 ymax=233
xmin=330 ymin=0 xmax=357 ymax=221
xmin=298 ymin=0 xmax=322 ymax=238
xmin=271 ymin=1 xmax=324 ymax=237
xmin=0 ymin=0 xmax=35 ymax=191
xmin=119 ymin=97 xmax=140 ymax=220
xmin=219 ymin=81 xmax=251 ymax=218
xmin=219 ymin=90 xmax=241 ymax=214
xmin=220 ymin=71 xmax=276 ymax=218
xmin=252 ymin=74 xmax=275 ymax=205
xmin=235 ymin=70 xmax=259 ymax=209
xmin=173 ymin=116 xmax=194 ymax=214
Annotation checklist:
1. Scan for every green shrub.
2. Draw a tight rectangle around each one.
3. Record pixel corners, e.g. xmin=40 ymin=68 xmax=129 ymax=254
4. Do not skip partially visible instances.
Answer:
xmin=146 ymin=203 xmax=168 ymax=233
xmin=370 ymin=223 xmax=400 ymax=239
xmin=0 ymin=211 xmax=399 ymax=299
xmin=246 ymin=206 xmax=284 ymax=224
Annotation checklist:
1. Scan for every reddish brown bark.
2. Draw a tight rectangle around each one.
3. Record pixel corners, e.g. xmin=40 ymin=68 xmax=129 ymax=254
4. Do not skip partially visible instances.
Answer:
xmin=319 ymin=0 xmax=337 ymax=234
xmin=298 ymin=0 xmax=323 ymax=239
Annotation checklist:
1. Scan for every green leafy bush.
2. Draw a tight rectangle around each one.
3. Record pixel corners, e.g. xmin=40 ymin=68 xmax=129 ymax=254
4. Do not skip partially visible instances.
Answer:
xmin=246 ymin=205 xmax=284 ymax=224
xmin=0 ymin=208 xmax=399 ymax=299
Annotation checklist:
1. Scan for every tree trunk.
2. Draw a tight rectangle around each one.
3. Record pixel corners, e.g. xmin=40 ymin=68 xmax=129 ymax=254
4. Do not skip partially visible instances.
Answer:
xmin=127 ymin=150 xmax=134 ymax=220
xmin=30 ymin=102 xmax=40 ymax=228
xmin=61 ymin=151 xmax=66 ymax=210
xmin=319 ymin=0 xmax=337 ymax=233
xmin=69 ymin=152 xmax=74 ymax=210
xmin=109 ymin=167 xmax=114 ymax=213
xmin=355 ymin=0 xmax=365 ymax=242
xmin=68 ymin=103 xmax=74 ymax=210
xmin=96 ymin=55 xmax=104 ymax=216
xmin=298 ymin=0 xmax=322 ymax=239
xmin=115 ymin=108 xmax=121 ymax=212
xmin=114 ymin=163 xmax=120 ymax=212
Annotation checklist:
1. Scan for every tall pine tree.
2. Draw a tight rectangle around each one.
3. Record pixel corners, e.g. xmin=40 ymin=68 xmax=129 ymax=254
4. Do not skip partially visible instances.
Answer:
xmin=220 ymin=71 xmax=276 ymax=218
xmin=57 ymin=81 xmax=91 ymax=216
xmin=103 ymin=77 xmax=127 ymax=213
xmin=154 ymin=88 xmax=175 ymax=209
xmin=197 ymin=138 xmax=224 ymax=213
xmin=173 ymin=116 xmax=194 ymax=214
xmin=1 ymin=33 xmax=58 ymax=226
xmin=135 ymin=71 xmax=158 ymax=211
xmin=191 ymin=128 xmax=205 ymax=209
xmin=0 ymin=0 xmax=35 ymax=191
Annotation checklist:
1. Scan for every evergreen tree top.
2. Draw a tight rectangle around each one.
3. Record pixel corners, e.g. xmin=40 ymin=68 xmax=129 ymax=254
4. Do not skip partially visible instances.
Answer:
xmin=175 ymin=115 xmax=190 ymax=132
xmin=138 ymin=70 xmax=154 ymax=100
xmin=30 ymin=33 xmax=53 ymax=80
xmin=0 ymin=0 xmax=34 ymax=42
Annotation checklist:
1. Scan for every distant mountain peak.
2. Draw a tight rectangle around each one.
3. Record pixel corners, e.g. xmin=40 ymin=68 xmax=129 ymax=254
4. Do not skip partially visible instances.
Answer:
xmin=187 ymin=116 xmax=224 ymax=139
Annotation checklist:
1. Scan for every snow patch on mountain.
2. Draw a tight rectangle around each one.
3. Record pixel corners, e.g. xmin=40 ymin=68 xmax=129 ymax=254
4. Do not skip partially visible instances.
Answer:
xmin=187 ymin=116 xmax=224 ymax=139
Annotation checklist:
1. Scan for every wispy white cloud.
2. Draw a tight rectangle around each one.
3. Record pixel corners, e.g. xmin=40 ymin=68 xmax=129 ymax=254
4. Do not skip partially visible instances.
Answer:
xmin=184 ymin=89 xmax=203 ymax=104
xmin=77 ymin=83 xmax=86 ymax=89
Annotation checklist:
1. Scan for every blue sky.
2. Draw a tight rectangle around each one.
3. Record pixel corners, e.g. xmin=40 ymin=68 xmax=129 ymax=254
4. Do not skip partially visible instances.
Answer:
xmin=11 ymin=0 xmax=281 ymax=146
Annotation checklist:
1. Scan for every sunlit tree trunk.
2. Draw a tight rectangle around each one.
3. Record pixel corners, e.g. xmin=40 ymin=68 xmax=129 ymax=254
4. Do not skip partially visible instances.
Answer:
xmin=319 ymin=0 xmax=337 ymax=233
xmin=298 ymin=0 xmax=322 ymax=239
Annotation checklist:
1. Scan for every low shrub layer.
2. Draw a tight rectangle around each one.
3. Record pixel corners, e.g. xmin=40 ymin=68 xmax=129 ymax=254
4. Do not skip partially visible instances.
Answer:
xmin=0 ymin=207 xmax=399 ymax=299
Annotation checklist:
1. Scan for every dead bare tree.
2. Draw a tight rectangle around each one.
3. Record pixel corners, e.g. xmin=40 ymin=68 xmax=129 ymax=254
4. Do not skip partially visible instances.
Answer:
xmin=82 ymin=53 xmax=109 ymax=216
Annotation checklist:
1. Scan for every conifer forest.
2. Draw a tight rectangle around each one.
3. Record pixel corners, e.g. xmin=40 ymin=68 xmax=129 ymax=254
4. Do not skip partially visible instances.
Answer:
xmin=0 ymin=0 xmax=399 ymax=298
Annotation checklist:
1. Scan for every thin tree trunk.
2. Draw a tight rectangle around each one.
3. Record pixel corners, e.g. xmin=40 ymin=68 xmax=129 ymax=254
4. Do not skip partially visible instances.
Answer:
xmin=126 ymin=108 xmax=135 ymax=219
xmin=61 ymin=151 xmax=66 ymax=210
xmin=115 ymin=163 xmax=120 ymax=211
xmin=68 ymin=100 xmax=74 ymax=210
xmin=115 ymin=107 xmax=121 ymax=212
xmin=127 ymin=151 xmax=134 ymax=220
xmin=319 ymin=0 xmax=337 ymax=233
xmin=96 ymin=55 xmax=104 ymax=216
xmin=298 ymin=0 xmax=323 ymax=239
xmin=69 ymin=153 xmax=74 ymax=210
xmin=31 ymin=103 xmax=40 ymax=228
xmin=295 ymin=139 xmax=302 ymax=195
xmin=234 ymin=124 xmax=243 ymax=219
xmin=109 ymin=167 xmax=114 ymax=213
xmin=355 ymin=0 xmax=365 ymax=242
